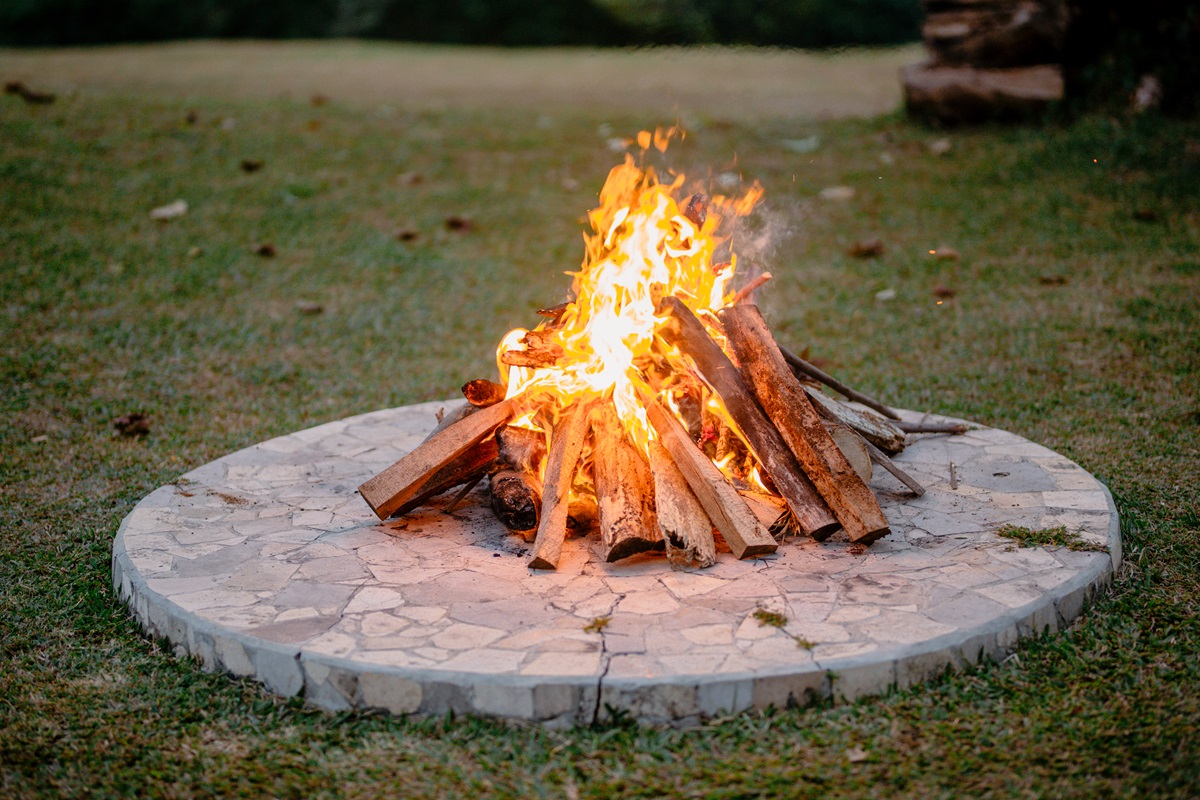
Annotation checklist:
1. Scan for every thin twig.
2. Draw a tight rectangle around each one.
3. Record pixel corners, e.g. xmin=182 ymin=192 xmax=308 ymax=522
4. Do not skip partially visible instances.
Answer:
xmin=864 ymin=439 xmax=925 ymax=496
xmin=444 ymin=475 xmax=485 ymax=513
xmin=894 ymin=421 xmax=969 ymax=435
xmin=730 ymin=271 xmax=772 ymax=305
xmin=777 ymin=344 xmax=901 ymax=420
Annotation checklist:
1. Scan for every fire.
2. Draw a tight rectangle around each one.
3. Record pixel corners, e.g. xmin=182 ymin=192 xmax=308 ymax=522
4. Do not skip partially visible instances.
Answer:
xmin=496 ymin=128 xmax=765 ymax=482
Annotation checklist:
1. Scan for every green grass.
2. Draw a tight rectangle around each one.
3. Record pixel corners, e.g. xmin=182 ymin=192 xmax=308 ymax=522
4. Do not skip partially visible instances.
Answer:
xmin=3 ymin=46 xmax=1200 ymax=798
xmin=996 ymin=524 xmax=1109 ymax=553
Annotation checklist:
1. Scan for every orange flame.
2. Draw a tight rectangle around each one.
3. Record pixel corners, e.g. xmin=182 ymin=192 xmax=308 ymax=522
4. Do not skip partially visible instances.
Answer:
xmin=498 ymin=128 xmax=763 ymax=464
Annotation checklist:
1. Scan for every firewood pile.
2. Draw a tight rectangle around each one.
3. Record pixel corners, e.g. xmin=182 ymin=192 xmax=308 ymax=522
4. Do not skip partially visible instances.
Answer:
xmin=359 ymin=137 xmax=960 ymax=570
xmin=903 ymin=0 xmax=1069 ymax=124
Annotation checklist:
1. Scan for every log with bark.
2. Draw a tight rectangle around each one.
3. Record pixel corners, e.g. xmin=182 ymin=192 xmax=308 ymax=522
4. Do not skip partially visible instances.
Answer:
xmin=462 ymin=378 xmax=507 ymax=408
xmin=658 ymin=295 xmax=840 ymax=540
xmin=721 ymin=305 xmax=890 ymax=544
xmin=528 ymin=400 xmax=594 ymax=569
xmin=647 ymin=440 xmax=717 ymax=568
xmin=592 ymin=403 xmax=663 ymax=562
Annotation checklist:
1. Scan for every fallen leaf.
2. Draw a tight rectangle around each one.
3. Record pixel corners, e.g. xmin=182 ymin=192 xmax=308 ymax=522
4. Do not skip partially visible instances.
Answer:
xmin=4 ymin=81 xmax=54 ymax=104
xmin=928 ymin=138 xmax=952 ymax=156
xmin=395 ymin=227 xmax=419 ymax=242
xmin=930 ymin=247 xmax=960 ymax=261
xmin=933 ymin=284 xmax=956 ymax=299
xmin=398 ymin=171 xmax=424 ymax=186
xmin=31 ymin=434 xmax=48 ymax=443
xmin=1133 ymin=208 xmax=1158 ymax=222
xmin=150 ymin=200 xmax=188 ymax=221
xmin=445 ymin=215 xmax=473 ymax=232
xmin=253 ymin=242 xmax=276 ymax=257
xmin=1038 ymin=275 xmax=1068 ymax=286
xmin=187 ymin=246 xmax=202 ymax=258
xmin=296 ymin=300 xmax=323 ymax=315
xmin=848 ymin=238 xmax=885 ymax=258
xmin=113 ymin=413 xmax=150 ymax=437
xmin=819 ymin=186 xmax=856 ymax=201
xmin=240 ymin=159 xmax=264 ymax=173
xmin=846 ymin=747 xmax=869 ymax=763
xmin=875 ymin=288 xmax=897 ymax=302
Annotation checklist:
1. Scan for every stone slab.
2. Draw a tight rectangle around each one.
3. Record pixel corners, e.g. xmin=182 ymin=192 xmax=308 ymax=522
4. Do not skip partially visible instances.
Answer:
xmin=113 ymin=399 xmax=1120 ymax=726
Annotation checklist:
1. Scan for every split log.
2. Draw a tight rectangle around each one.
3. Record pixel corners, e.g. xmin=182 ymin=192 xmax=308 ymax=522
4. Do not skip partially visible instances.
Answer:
xmin=647 ymin=440 xmax=717 ymax=569
xmin=804 ymin=385 xmax=907 ymax=454
xmin=528 ymin=401 xmax=594 ymax=570
xmin=777 ymin=344 xmax=901 ymax=420
xmin=864 ymin=438 xmax=925 ymax=497
xmin=682 ymin=192 xmax=708 ymax=227
xmin=359 ymin=395 xmax=530 ymax=520
xmin=490 ymin=470 xmax=542 ymax=539
xmin=592 ymin=403 xmax=663 ymax=562
xmin=500 ymin=329 xmax=564 ymax=369
xmin=738 ymin=490 xmax=788 ymax=536
xmin=462 ymin=379 xmax=507 ymax=408
xmin=644 ymin=395 xmax=777 ymax=559
xmin=658 ymin=296 xmax=839 ymax=539
xmin=722 ymin=305 xmax=890 ymax=544
xmin=824 ymin=419 xmax=873 ymax=484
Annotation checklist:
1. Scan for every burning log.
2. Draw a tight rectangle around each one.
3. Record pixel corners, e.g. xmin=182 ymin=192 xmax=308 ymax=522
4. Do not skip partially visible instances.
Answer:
xmin=490 ymin=471 xmax=542 ymax=538
xmin=647 ymin=440 xmax=717 ymax=568
xmin=593 ymin=403 xmax=663 ymax=562
xmin=359 ymin=395 xmax=530 ymax=520
xmin=462 ymin=378 xmax=507 ymax=408
xmin=778 ymin=344 xmax=901 ymax=421
xmin=528 ymin=400 xmax=594 ymax=570
xmin=501 ymin=330 xmax=563 ymax=369
xmin=658 ymin=296 xmax=839 ymax=540
xmin=803 ymin=385 xmax=907 ymax=455
xmin=721 ymin=305 xmax=890 ymax=544
xmin=644 ymin=396 xmax=777 ymax=559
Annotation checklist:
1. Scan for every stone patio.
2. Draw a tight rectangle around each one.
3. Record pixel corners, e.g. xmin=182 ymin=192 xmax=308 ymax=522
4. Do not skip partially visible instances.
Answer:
xmin=112 ymin=399 xmax=1120 ymax=726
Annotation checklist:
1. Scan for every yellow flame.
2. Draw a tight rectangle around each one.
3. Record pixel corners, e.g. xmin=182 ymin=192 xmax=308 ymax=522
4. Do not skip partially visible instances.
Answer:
xmin=499 ymin=128 xmax=763 ymax=457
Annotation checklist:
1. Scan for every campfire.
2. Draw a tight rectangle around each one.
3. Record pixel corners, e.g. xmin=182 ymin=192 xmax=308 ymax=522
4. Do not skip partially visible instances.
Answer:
xmin=360 ymin=130 xmax=948 ymax=570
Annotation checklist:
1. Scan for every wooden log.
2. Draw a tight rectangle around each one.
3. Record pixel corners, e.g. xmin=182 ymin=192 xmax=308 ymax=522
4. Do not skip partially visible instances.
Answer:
xmin=729 ymin=271 xmax=772 ymax=306
xmin=528 ymin=401 xmax=593 ymax=570
xmin=644 ymin=396 xmax=777 ymax=559
xmin=490 ymin=469 xmax=543 ymax=539
xmin=462 ymin=378 xmax=506 ymax=408
xmin=658 ymin=296 xmax=838 ymax=539
xmin=500 ymin=329 xmax=564 ymax=369
xmin=496 ymin=425 xmax=546 ymax=473
xmin=777 ymin=344 xmax=901 ymax=420
xmin=895 ymin=420 xmax=969 ymax=435
xmin=722 ymin=304 xmax=890 ymax=544
xmin=682 ymin=192 xmax=708 ymax=227
xmin=359 ymin=395 xmax=529 ymax=520
xmin=592 ymin=403 xmax=663 ymax=562
xmin=387 ymin=437 xmax=499 ymax=518
xmin=737 ymin=490 xmax=788 ymax=535
xmin=647 ymin=440 xmax=717 ymax=569
xmin=804 ymin=386 xmax=907 ymax=454
xmin=824 ymin=419 xmax=873 ymax=484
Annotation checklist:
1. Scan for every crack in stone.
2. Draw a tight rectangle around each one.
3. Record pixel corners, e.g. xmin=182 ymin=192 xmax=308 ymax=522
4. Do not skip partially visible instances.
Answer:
xmin=590 ymin=592 xmax=624 ymax=726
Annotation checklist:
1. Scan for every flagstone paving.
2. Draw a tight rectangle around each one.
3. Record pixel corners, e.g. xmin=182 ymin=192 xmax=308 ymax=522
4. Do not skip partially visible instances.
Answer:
xmin=113 ymin=399 xmax=1120 ymax=726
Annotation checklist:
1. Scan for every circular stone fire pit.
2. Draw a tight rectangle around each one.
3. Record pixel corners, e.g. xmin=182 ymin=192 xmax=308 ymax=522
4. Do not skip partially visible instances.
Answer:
xmin=113 ymin=400 xmax=1119 ymax=726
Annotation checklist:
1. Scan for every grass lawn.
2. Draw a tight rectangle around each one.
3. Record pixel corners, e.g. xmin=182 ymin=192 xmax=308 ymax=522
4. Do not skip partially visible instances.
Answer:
xmin=2 ymin=42 xmax=1198 ymax=798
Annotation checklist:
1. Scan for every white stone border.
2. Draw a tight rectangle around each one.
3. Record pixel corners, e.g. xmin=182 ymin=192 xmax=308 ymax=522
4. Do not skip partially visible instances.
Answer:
xmin=113 ymin=401 xmax=1120 ymax=726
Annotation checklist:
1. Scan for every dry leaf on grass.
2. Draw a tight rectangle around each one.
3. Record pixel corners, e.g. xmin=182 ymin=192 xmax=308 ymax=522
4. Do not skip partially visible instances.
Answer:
xmin=933 ymin=284 xmax=956 ymax=299
xmin=445 ymin=215 xmax=473 ymax=232
xmin=395 ymin=227 xmax=419 ymax=242
xmin=252 ymin=242 xmax=276 ymax=257
xmin=928 ymin=138 xmax=952 ymax=156
xmin=848 ymin=238 xmax=885 ymax=258
xmin=113 ymin=413 xmax=150 ymax=437
xmin=819 ymin=186 xmax=856 ymax=201
xmin=1038 ymin=275 xmax=1068 ymax=286
xmin=240 ymin=159 xmax=263 ymax=173
xmin=296 ymin=301 xmax=323 ymax=315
